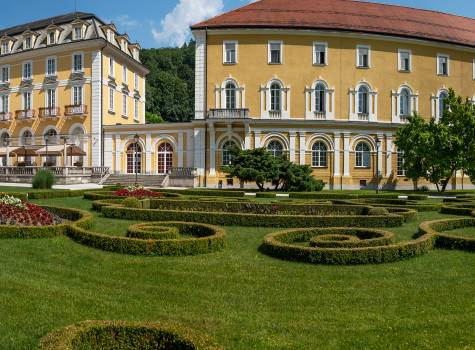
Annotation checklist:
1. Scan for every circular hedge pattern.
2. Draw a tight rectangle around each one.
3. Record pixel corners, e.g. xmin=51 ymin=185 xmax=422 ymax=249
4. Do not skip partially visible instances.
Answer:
xmin=67 ymin=221 xmax=226 ymax=256
xmin=419 ymin=217 xmax=475 ymax=252
xmin=260 ymin=227 xmax=433 ymax=265
xmin=39 ymin=320 xmax=222 ymax=350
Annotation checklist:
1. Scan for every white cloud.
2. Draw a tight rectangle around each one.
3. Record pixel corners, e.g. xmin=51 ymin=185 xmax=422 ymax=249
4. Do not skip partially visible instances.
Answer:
xmin=152 ymin=0 xmax=224 ymax=47
xmin=114 ymin=15 xmax=138 ymax=28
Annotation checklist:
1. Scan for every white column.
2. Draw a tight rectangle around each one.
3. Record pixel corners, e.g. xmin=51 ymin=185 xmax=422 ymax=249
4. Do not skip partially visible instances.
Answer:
xmin=145 ymin=133 xmax=152 ymax=174
xmin=114 ymin=135 xmax=121 ymax=174
xmin=254 ymin=130 xmax=261 ymax=148
xmin=333 ymin=133 xmax=340 ymax=176
xmin=377 ymin=133 xmax=383 ymax=176
xmin=299 ymin=132 xmax=306 ymax=165
xmin=385 ymin=134 xmax=393 ymax=177
xmin=91 ymin=50 xmax=102 ymax=166
xmin=104 ymin=134 xmax=113 ymax=170
xmin=209 ymin=123 xmax=216 ymax=176
xmin=177 ymin=131 xmax=184 ymax=167
xmin=193 ymin=30 xmax=207 ymax=120
xmin=244 ymin=123 xmax=251 ymax=150
xmin=343 ymin=133 xmax=350 ymax=177
xmin=186 ymin=130 xmax=193 ymax=168
xmin=289 ymin=131 xmax=296 ymax=162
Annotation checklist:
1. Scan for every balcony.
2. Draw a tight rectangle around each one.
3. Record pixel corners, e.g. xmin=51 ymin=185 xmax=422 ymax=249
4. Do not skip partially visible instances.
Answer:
xmin=399 ymin=114 xmax=409 ymax=123
xmin=357 ymin=113 xmax=369 ymax=121
xmin=15 ymin=109 xmax=35 ymax=120
xmin=269 ymin=110 xmax=282 ymax=119
xmin=65 ymin=105 xmax=88 ymax=116
xmin=314 ymin=111 xmax=326 ymax=120
xmin=208 ymin=108 xmax=249 ymax=119
xmin=39 ymin=107 xmax=60 ymax=118
xmin=0 ymin=112 xmax=11 ymax=122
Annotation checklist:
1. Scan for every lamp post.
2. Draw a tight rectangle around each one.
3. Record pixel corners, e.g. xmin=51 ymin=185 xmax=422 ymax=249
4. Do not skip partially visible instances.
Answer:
xmin=134 ymin=134 xmax=139 ymax=185
xmin=3 ymin=136 xmax=10 ymax=167
xmin=375 ymin=136 xmax=381 ymax=194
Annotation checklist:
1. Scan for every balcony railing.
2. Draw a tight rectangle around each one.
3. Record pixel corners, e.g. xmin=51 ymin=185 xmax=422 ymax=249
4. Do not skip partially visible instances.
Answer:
xmin=399 ymin=114 xmax=409 ymax=123
xmin=314 ymin=111 xmax=326 ymax=120
xmin=0 ymin=112 xmax=11 ymax=121
xmin=15 ymin=109 xmax=35 ymax=120
xmin=269 ymin=110 xmax=282 ymax=119
xmin=208 ymin=108 xmax=249 ymax=119
xmin=65 ymin=105 xmax=88 ymax=116
xmin=357 ymin=113 xmax=369 ymax=121
xmin=39 ymin=107 xmax=60 ymax=118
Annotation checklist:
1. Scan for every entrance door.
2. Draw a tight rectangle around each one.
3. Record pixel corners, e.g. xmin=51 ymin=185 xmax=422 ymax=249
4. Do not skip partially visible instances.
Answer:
xmin=126 ymin=143 xmax=142 ymax=174
xmin=157 ymin=142 xmax=173 ymax=174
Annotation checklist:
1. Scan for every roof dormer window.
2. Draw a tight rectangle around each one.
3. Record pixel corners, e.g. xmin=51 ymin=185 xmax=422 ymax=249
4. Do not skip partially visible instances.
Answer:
xmin=122 ymin=40 xmax=128 ymax=52
xmin=73 ymin=26 xmax=82 ymax=40
xmin=23 ymin=36 xmax=32 ymax=50
xmin=47 ymin=31 xmax=56 ymax=45
xmin=1 ymin=41 xmax=10 ymax=55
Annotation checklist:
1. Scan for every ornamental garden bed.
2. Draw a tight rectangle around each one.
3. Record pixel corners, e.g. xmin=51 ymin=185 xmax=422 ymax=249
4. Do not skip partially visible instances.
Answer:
xmin=39 ymin=320 xmax=221 ymax=350
xmin=418 ymin=217 xmax=475 ymax=252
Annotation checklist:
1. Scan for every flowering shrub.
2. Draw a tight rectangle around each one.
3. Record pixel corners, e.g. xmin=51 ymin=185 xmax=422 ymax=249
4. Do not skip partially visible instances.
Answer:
xmin=0 ymin=196 xmax=58 ymax=226
xmin=113 ymin=187 xmax=163 ymax=199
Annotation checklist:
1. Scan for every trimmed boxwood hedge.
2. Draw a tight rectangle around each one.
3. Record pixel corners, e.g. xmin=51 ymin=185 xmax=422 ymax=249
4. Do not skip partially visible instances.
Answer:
xmin=288 ymin=192 xmax=400 ymax=200
xmin=419 ymin=217 xmax=475 ymax=252
xmin=127 ymin=223 xmax=180 ymax=240
xmin=66 ymin=221 xmax=226 ymax=256
xmin=260 ymin=227 xmax=435 ymax=265
xmin=158 ymin=188 xmax=245 ymax=197
xmin=307 ymin=228 xmax=395 ymax=248
xmin=0 ymin=206 xmax=92 ymax=239
xmin=83 ymin=190 xmax=182 ymax=201
xmin=441 ymin=203 xmax=475 ymax=216
xmin=101 ymin=205 xmax=405 ymax=228
xmin=255 ymin=192 xmax=277 ymax=198
xmin=39 ymin=320 xmax=222 ymax=350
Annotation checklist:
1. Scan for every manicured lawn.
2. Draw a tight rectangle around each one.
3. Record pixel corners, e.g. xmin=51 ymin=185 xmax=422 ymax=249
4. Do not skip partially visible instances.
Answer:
xmin=444 ymin=227 xmax=475 ymax=238
xmin=0 ymin=196 xmax=473 ymax=349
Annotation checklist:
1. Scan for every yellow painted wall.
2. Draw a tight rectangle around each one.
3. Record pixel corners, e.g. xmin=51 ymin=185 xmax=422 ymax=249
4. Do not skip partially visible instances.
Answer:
xmin=206 ymin=32 xmax=475 ymax=121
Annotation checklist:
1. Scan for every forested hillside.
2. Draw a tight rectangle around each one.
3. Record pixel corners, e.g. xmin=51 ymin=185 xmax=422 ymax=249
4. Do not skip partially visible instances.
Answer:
xmin=140 ymin=41 xmax=195 ymax=123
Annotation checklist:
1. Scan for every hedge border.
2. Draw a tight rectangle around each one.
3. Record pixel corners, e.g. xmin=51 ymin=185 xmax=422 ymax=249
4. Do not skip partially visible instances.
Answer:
xmin=38 ymin=320 xmax=222 ymax=350
xmin=441 ymin=203 xmax=475 ymax=216
xmin=100 ymin=204 xmax=405 ymax=228
xmin=66 ymin=221 xmax=226 ymax=256
xmin=0 ymin=206 xmax=92 ymax=239
xmin=260 ymin=227 xmax=434 ymax=265
xmin=418 ymin=216 xmax=475 ymax=252
xmin=307 ymin=228 xmax=395 ymax=248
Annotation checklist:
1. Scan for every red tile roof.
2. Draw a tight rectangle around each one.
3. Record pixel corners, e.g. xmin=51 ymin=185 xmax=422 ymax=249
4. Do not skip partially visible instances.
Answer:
xmin=192 ymin=0 xmax=475 ymax=48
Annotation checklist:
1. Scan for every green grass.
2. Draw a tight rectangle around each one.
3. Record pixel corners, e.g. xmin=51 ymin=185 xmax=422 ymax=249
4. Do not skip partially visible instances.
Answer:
xmin=0 ymin=196 xmax=473 ymax=349
xmin=444 ymin=227 xmax=475 ymax=238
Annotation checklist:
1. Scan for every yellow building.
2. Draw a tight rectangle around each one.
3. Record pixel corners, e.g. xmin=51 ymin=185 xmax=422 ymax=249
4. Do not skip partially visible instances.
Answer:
xmin=0 ymin=12 xmax=147 ymax=178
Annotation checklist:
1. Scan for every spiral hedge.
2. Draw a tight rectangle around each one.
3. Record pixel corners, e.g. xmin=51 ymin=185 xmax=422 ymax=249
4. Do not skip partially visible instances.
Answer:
xmin=39 ymin=320 xmax=222 ymax=350
xmin=0 ymin=206 xmax=92 ymax=239
xmin=66 ymin=221 xmax=225 ymax=256
xmin=260 ymin=227 xmax=435 ymax=265
xmin=419 ymin=217 xmax=475 ymax=252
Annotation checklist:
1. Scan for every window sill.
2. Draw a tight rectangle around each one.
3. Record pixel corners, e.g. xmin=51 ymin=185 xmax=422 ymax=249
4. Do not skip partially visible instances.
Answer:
xmin=223 ymin=62 xmax=237 ymax=65
xmin=355 ymin=166 xmax=371 ymax=169
xmin=313 ymin=63 xmax=327 ymax=67
xmin=108 ymin=110 xmax=115 ymax=115
xmin=437 ymin=73 xmax=449 ymax=77
xmin=311 ymin=166 xmax=328 ymax=169
xmin=268 ymin=62 xmax=282 ymax=65
xmin=121 ymin=115 xmax=128 ymax=119
xmin=398 ymin=70 xmax=411 ymax=73
xmin=356 ymin=66 xmax=370 ymax=69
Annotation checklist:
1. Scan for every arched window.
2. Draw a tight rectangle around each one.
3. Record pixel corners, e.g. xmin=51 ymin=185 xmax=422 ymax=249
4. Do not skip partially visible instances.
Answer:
xmin=21 ymin=130 xmax=33 ymax=145
xmin=312 ymin=141 xmax=328 ymax=167
xmin=126 ymin=142 xmax=142 ymax=174
xmin=400 ymin=88 xmax=411 ymax=117
xmin=44 ymin=129 xmax=58 ymax=145
xmin=358 ymin=86 xmax=369 ymax=115
xmin=157 ymin=142 xmax=173 ymax=174
xmin=267 ymin=140 xmax=284 ymax=158
xmin=315 ymin=83 xmax=326 ymax=113
xmin=0 ymin=132 xmax=8 ymax=166
xmin=222 ymin=140 xmax=237 ymax=166
xmin=270 ymin=82 xmax=281 ymax=112
xmin=225 ymin=82 xmax=236 ymax=109
xmin=439 ymin=91 xmax=449 ymax=119
xmin=355 ymin=141 xmax=371 ymax=168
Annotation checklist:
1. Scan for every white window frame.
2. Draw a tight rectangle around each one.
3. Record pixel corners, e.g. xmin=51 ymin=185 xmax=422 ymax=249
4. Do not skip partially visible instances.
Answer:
xmin=223 ymin=40 xmax=238 ymax=64
xmin=437 ymin=54 xmax=450 ymax=76
xmin=398 ymin=49 xmax=412 ymax=72
xmin=1 ymin=41 xmax=9 ymax=55
xmin=1 ymin=94 xmax=9 ymax=113
xmin=1 ymin=65 xmax=10 ymax=83
xmin=122 ymin=64 xmax=127 ymax=83
xmin=109 ymin=87 xmax=115 ymax=112
xmin=47 ymin=31 xmax=56 ymax=45
xmin=73 ymin=26 xmax=83 ymax=40
xmin=122 ymin=93 xmax=128 ymax=117
xmin=22 ymin=61 xmax=32 ymax=80
xmin=134 ymin=73 xmax=139 ymax=90
xmin=268 ymin=40 xmax=283 ymax=65
xmin=356 ymin=45 xmax=371 ymax=68
xmin=72 ymin=52 xmax=84 ymax=73
xmin=313 ymin=42 xmax=328 ymax=66
xmin=397 ymin=150 xmax=406 ymax=177
xmin=45 ymin=88 xmax=57 ymax=108
xmin=134 ymin=98 xmax=139 ymax=121
xmin=109 ymin=57 xmax=115 ymax=77
xmin=72 ymin=85 xmax=84 ymax=106
xmin=23 ymin=91 xmax=32 ymax=110
xmin=472 ymin=59 xmax=475 ymax=80
xmin=23 ymin=36 xmax=32 ymax=50
xmin=45 ymin=56 xmax=57 ymax=76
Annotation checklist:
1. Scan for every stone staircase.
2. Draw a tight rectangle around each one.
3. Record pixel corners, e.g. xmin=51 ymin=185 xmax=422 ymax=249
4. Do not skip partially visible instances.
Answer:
xmin=102 ymin=174 xmax=167 ymax=187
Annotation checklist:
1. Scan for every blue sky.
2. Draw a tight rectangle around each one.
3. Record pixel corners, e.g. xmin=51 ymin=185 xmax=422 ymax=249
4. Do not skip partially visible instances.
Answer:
xmin=1 ymin=0 xmax=474 ymax=49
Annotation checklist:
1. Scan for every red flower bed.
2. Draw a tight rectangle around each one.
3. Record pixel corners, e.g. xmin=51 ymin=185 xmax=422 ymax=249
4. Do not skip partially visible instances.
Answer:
xmin=0 ymin=202 xmax=55 ymax=226
xmin=113 ymin=188 xmax=163 ymax=199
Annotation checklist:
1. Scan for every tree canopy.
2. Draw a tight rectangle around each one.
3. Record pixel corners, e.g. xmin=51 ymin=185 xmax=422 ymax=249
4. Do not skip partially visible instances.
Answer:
xmin=140 ymin=41 xmax=195 ymax=122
